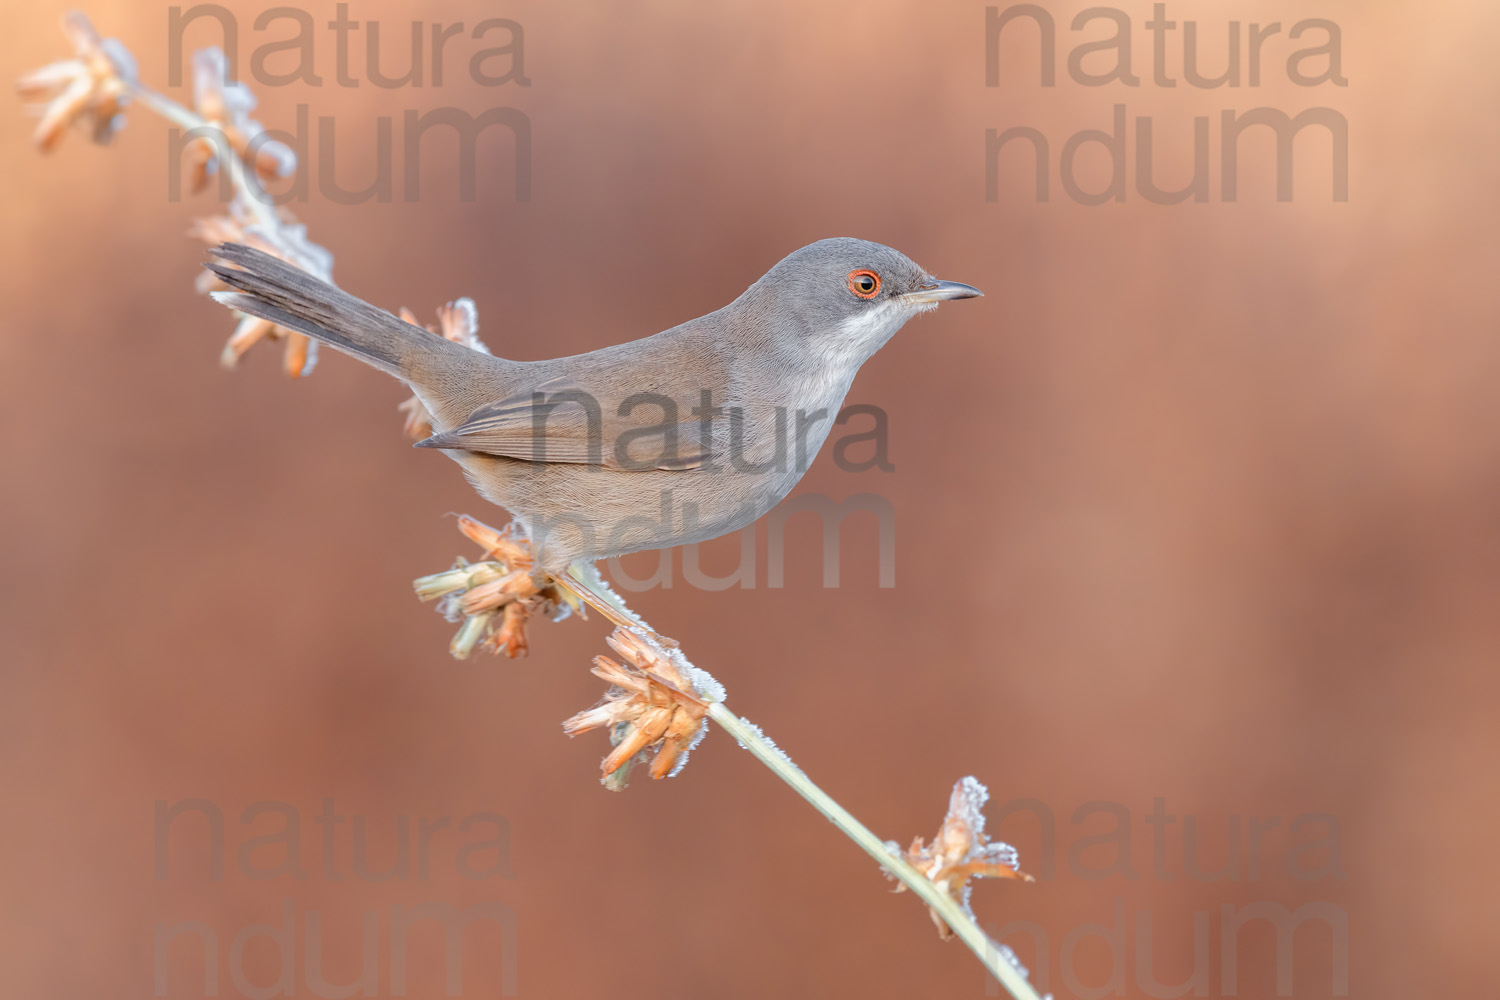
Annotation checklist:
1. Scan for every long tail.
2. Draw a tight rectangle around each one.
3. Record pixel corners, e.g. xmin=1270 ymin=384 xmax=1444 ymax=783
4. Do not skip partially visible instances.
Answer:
xmin=204 ymin=242 xmax=470 ymax=382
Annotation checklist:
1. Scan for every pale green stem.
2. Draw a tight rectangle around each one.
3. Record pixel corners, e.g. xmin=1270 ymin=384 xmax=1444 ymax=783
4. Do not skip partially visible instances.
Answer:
xmin=706 ymin=703 xmax=1043 ymax=1000
xmin=565 ymin=561 xmax=653 ymax=631
xmin=557 ymin=556 xmax=1042 ymax=996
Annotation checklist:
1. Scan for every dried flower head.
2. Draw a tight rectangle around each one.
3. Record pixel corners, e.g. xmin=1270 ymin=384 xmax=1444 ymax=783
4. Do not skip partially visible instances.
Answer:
xmin=190 ymin=195 xmax=332 ymax=376
xmin=16 ymin=11 xmax=136 ymax=151
xmin=890 ymin=777 xmax=1033 ymax=940
xmin=563 ymin=628 xmax=723 ymax=786
xmin=181 ymin=47 xmax=295 ymax=195
xmin=395 ymin=299 xmax=490 ymax=439
xmin=413 ymin=515 xmax=576 ymax=658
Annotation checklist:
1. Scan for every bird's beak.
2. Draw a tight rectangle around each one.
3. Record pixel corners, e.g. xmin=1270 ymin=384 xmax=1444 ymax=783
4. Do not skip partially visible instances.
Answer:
xmin=901 ymin=279 xmax=984 ymax=304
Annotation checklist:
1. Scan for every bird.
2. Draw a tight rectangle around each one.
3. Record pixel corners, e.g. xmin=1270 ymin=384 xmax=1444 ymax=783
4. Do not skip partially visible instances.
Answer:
xmin=205 ymin=238 xmax=981 ymax=589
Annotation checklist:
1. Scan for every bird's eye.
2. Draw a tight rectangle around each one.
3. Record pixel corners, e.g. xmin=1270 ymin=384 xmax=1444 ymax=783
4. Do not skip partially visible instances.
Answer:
xmin=847 ymin=269 xmax=881 ymax=299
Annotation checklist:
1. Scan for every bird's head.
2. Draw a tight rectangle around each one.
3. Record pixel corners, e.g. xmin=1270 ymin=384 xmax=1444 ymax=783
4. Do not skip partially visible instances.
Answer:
xmin=747 ymin=237 xmax=982 ymax=369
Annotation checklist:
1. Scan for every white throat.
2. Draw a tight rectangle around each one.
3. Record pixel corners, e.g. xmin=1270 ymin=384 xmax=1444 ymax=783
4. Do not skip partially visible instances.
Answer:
xmin=779 ymin=300 xmax=915 ymax=417
xmin=816 ymin=301 xmax=913 ymax=372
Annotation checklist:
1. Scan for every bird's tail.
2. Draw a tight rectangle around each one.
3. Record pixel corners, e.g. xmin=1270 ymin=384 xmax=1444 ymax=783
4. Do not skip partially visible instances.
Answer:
xmin=204 ymin=242 xmax=470 ymax=382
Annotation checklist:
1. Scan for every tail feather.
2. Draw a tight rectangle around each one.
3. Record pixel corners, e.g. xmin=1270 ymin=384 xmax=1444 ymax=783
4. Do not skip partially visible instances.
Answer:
xmin=205 ymin=243 xmax=466 ymax=381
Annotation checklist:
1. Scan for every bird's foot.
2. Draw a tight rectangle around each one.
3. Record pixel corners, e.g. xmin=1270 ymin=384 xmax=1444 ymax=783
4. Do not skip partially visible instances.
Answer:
xmin=415 ymin=519 xmax=680 ymax=657
xmin=414 ymin=516 xmax=576 ymax=658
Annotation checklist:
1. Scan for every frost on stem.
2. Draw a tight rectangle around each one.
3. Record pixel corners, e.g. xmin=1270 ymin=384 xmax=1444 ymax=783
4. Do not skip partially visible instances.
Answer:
xmin=892 ymin=776 xmax=1034 ymax=941
xmin=568 ymin=560 xmax=653 ymax=634
xmin=724 ymin=715 xmax=804 ymax=777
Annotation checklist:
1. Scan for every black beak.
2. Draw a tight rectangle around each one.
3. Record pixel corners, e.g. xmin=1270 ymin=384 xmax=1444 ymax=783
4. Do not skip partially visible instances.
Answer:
xmin=902 ymin=279 xmax=984 ymax=304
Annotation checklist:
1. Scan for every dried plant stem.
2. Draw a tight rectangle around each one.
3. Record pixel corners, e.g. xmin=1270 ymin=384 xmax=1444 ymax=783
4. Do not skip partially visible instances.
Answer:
xmin=705 ymin=704 xmax=1043 ymax=1000
xmin=539 ymin=562 xmax=1036 ymax=993
xmin=552 ymin=564 xmax=1040 ymax=999
xmin=562 ymin=561 xmax=653 ymax=632
xmin=127 ymin=83 xmax=279 ymax=232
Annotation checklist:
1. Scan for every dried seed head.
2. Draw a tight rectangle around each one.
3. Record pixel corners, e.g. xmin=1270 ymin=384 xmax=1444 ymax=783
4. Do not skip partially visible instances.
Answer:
xmin=414 ymin=516 xmax=570 ymax=659
xmin=562 ymin=627 xmax=720 ymax=788
xmin=17 ymin=12 xmax=135 ymax=151
xmin=190 ymin=197 xmax=330 ymax=376
xmin=891 ymin=777 xmax=1033 ymax=940
xmin=433 ymin=298 xmax=488 ymax=354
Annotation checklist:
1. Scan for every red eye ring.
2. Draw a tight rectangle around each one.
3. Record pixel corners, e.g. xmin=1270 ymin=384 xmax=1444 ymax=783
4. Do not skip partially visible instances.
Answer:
xmin=847 ymin=269 xmax=881 ymax=299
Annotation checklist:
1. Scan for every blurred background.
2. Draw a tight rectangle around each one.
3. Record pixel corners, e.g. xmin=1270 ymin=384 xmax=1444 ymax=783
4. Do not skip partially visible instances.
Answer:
xmin=1 ymin=1 xmax=1495 ymax=997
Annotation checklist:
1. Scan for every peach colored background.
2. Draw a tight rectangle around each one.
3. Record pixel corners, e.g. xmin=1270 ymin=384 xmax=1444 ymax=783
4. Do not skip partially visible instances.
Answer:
xmin=2 ymin=1 xmax=1495 ymax=997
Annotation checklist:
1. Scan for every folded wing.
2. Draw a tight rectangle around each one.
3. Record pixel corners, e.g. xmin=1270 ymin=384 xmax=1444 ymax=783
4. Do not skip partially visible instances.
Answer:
xmin=415 ymin=378 xmax=717 ymax=471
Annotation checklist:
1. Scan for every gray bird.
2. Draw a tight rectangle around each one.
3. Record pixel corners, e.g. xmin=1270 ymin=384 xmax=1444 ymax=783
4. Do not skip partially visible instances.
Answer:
xmin=206 ymin=238 xmax=980 ymax=580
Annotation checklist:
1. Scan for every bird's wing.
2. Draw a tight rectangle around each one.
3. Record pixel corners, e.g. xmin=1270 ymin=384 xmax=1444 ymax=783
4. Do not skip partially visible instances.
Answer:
xmin=415 ymin=378 xmax=718 ymax=471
